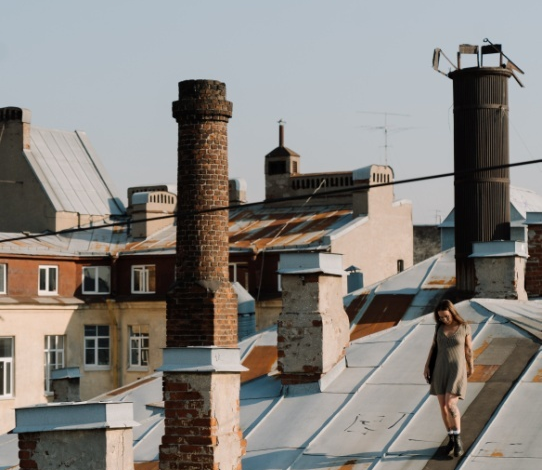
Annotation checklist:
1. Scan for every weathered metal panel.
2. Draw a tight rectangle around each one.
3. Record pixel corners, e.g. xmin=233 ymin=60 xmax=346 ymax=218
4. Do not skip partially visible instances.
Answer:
xmin=245 ymin=392 xmax=350 ymax=450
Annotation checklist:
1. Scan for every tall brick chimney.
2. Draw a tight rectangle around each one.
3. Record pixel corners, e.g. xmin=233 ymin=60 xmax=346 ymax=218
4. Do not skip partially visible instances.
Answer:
xmin=159 ymin=80 xmax=245 ymax=469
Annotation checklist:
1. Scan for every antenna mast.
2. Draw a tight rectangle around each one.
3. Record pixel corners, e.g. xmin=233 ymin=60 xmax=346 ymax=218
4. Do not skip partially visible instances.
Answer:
xmin=358 ymin=111 xmax=411 ymax=165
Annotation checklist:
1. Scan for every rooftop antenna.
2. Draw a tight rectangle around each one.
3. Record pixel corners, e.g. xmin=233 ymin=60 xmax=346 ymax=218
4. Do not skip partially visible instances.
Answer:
xmin=357 ymin=111 xmax=412 ymax=165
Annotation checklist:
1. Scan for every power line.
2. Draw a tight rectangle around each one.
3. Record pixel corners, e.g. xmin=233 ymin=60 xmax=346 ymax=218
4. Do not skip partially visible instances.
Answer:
xmin=1 ymin=157 xmax=541 ymax=245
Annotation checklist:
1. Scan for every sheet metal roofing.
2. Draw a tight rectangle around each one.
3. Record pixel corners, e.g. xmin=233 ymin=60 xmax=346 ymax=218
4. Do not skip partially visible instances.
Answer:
xmin=229 ymin=203 xmax=353 ymax=253
xmin=441 ymin=186 xmax=542 ymax=228
xmin=3 ymin=250 xmax=542 ymax=470
xmin=70 ymin=296 xmax=542 ymax=470
xmin=26 ymin=126 xmax=125 ymax=217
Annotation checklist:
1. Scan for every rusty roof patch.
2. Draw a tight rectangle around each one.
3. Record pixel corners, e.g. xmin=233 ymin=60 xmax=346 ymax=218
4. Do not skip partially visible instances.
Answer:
xmin=350 ymin=294 xmax=414 ymax=341
xmin=345 ymin=292 xmax=369 ymax=324
xmin=241 ymin=345 xmax=278 ymax=383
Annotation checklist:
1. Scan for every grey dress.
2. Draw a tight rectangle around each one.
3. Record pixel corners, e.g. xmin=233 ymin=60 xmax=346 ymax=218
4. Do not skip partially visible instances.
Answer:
xmin=430 ymin=323 xmax=471 ymax=399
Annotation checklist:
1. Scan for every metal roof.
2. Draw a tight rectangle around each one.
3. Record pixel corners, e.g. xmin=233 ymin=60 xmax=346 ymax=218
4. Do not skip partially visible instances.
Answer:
xmin=25 ymin=126 xmax=125 ymax=216
xmin=3 ymin=249 xmax=542 ymax=469
xmin=440 ymin=186 xmax=542 ymax=228
xmin=229 ymin=204 xmax=353 ymax=253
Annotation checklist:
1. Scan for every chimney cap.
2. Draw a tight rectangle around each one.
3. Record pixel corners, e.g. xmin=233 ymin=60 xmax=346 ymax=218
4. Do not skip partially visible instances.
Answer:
xmin=469 ymin=240 xmax=528 ymax=259
xmin=51 ymin=367 xmax=81 ymax=380
xmin=278 ymin=252 xmax=344 ymax=276
xmin=12 ymin=401 xmax=137 ymax=434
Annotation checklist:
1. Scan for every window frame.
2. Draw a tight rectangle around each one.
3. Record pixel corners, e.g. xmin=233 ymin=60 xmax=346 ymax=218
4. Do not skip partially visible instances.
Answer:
xmin=0 ymin=337 xmax=14 ymax=399
xmin=128 ymin=325 xmax=150 ymax=370
xmin=84 ymin=325 xmax=110 ymax=370
xmin=0 ymin=264 xmax=6 ymax=294
xmin=131 ymin=265 xmax=156 ymax=294
xmin=44 ymin=335 xmax=65 ymax=395
xmin=38 ymin=265 xmax=58 ymax=295
xmin=82 ymin=266 xmax=111 ymax=294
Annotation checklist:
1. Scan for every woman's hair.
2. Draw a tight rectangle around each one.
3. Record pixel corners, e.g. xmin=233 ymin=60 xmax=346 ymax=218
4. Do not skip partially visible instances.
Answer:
xmin=433 ymin=299 xmax=467 ymax=325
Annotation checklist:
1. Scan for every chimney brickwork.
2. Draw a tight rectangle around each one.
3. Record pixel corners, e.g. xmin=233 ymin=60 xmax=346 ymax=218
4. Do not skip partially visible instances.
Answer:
xmin=526 ymin=220 xmax=542 ymax=296
xmin=277 ymin=253 xmax=349 ymax=386
xmin=159 ymin=79 xmax=245 ymax=470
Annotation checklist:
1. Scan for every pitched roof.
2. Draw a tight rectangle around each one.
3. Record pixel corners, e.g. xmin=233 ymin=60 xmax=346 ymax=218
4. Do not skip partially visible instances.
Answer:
xmin=229 ymin=203 xmax=355 ymax=253
xmin=3 ymin=249 xmax=542 ymax=469
xmin=25 ymin=127 xmax=125 ymax=217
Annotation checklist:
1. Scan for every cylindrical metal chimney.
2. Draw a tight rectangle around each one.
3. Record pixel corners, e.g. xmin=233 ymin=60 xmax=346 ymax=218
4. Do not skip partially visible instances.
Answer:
xmin=449 ymin=65 xmax=513 ymax=293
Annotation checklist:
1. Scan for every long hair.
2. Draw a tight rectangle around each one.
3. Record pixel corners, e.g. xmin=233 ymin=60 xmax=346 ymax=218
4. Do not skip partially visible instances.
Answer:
xmin=433 ymin=299 xmax=467 ymax=325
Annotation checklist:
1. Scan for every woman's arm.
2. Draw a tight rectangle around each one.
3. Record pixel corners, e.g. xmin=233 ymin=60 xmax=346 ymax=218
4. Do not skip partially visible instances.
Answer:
xmin=423 ymin=340 xmax=436 ymax=383
xmin=465 ymin=332 xmax=474 ymax=378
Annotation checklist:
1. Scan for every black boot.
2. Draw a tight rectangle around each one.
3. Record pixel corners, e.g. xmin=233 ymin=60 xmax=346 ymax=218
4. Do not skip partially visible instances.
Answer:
xmin=454 ymin=434 xmax=464 ymax=457
xmin=443 ymin=433 xmax=455 ymax=456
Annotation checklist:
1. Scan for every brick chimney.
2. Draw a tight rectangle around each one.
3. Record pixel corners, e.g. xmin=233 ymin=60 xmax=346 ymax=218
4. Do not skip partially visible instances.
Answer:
xmin=277 ymin=252 xmax=350 ymax=388
xmin=159 ymin=80 xmax=245 ymax=470
xmin=525 ymin=212 xmax=542 ymax=297
xmin=13 ymin=402 xmax=136 ymax=470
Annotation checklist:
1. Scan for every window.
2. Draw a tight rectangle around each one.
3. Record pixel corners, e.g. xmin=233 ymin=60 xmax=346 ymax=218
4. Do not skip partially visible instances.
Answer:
xmin=0 ymin=264 xmax=5 ymax=294
xmin=84 ymin=326 xmax=110 ymax=368
xmin=82 ymin=266 xmax=111 ymax=294
xmin=44 ymin=335 xmax=65 ymax=393
xmin=129 ymin=326 xmax=149 ymax=369
xmin=397 ymin=259 xmax=405 ymax=273
xmin=39 ymin=265 xmax=58 ymax=295
xmin=0 ymin=337 xmax=13 ymax=398
xmin=131 ymin=265 xmax=156 ymax=294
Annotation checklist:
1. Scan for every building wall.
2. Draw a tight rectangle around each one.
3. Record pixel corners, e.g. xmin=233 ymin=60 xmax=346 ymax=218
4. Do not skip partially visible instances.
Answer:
xmin=333 ymin=187 xmax=413 ymax=287
xmin=0 ymin=111 xmax=59 ymax=233
xmin=413 ymin=225 xmax=441 ymax=264
xmin=0 ymin=300 xmax=166 ymax=434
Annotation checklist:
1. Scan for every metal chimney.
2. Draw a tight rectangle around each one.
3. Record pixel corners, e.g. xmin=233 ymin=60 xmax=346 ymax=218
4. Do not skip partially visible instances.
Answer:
xmin=433 ymin=40 xmax=524 ymax=294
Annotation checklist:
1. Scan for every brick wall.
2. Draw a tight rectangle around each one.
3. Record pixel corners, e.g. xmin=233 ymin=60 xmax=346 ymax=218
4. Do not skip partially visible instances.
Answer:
xmin=167 ymin=79 xmax=237 ymax=348
xmin=527 ymin=224 xmax=542 ymax=296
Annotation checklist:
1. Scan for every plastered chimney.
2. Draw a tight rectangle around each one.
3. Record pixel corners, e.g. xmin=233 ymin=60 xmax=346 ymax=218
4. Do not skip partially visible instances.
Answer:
xmin=277 ymin=252 xmax=350 ymax=387
xmin=13 ymin=402 xmax=136 ymax=470
xmin=159 ymin=79 xmax=245 ymax=470
xmin=471 ymin=240 xmax=528 ymax=300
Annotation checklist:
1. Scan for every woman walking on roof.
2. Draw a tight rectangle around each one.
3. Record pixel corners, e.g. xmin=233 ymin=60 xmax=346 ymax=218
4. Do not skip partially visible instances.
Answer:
xmin=424 ymin=299 xmax=474 ymax=457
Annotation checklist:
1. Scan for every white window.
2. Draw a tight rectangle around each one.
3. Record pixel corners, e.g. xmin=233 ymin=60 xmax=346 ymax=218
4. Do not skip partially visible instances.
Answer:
xmin=129 ymin=325 xmax=149 ymax=369
xmin=39 ymin=265 xmax=58 ymax=295
xmin=82 ymin=266 xmax=111 ymax=294
xmin=131 ymin=265 xmax=156 ymax=294
xmin=0 ymin=264 xmax=6 ymax=294
xmin=44 ymin=335 xmax=65 ymax=394
xmin=84 ymin=326 xmax=110 ymax=368
xmin=0 ymin=337 xmax=14 ymax=398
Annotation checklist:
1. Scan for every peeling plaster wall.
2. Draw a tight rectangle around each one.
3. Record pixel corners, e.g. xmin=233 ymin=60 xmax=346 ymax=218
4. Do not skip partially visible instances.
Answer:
xmin=474 ymin=257 xmax=527 ymax=300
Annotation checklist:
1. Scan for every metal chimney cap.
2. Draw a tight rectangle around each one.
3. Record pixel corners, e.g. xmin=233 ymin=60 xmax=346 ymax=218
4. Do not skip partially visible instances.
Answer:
xmin=469 ymin=240 xmax=528 ymax=259
xmin=278 ymin=252 xmax=344 ymax=276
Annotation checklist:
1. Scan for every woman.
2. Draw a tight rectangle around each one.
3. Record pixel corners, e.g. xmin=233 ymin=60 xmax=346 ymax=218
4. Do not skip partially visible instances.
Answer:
xmin=424 ymin=299 xmax=473 ymax=457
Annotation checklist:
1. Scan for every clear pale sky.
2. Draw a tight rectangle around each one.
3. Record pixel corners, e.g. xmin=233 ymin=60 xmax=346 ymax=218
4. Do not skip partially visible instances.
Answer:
xmin=2 ymin=1 xmax=541 ymax=224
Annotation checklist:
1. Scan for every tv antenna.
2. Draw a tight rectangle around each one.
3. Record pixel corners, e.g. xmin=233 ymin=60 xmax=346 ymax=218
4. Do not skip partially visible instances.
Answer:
xmin=357 ymin=111 xmax=413 ymax=165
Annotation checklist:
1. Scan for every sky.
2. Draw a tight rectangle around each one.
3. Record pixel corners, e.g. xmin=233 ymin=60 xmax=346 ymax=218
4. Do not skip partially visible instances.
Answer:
xmin=1 ymin=1 xmax=541 ymax=224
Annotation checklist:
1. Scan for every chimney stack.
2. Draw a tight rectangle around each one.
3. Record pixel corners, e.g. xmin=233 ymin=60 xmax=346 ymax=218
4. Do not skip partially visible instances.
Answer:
xmin=277 ymin=253 xmax=350 ymax=388
xmin=447 ymin=43 xmax=516 ymax=294
xmin=159 ymin=80 xmax=245 ymax=470
xmin=14 ymin=402 xmax=136 ymax=470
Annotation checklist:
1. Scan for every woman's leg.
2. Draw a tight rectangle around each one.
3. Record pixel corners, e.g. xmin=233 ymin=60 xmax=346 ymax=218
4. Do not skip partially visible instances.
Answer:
xmin=445 ymin=393 xmax=463 ymax=456
xmin=437 ymin=394 xmax=453 ymax=430
xmin=444 ymin=393 xmax=461 ymax=431
xmin=437 ymin=394 xmax=455 ymax=454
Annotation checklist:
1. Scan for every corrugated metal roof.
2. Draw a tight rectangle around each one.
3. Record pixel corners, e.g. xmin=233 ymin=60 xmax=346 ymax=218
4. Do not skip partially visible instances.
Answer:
xmin=25 ymin=127 xmax=125 ymax=216
xmin=229 ymin=204 xmax=353 ymax=253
